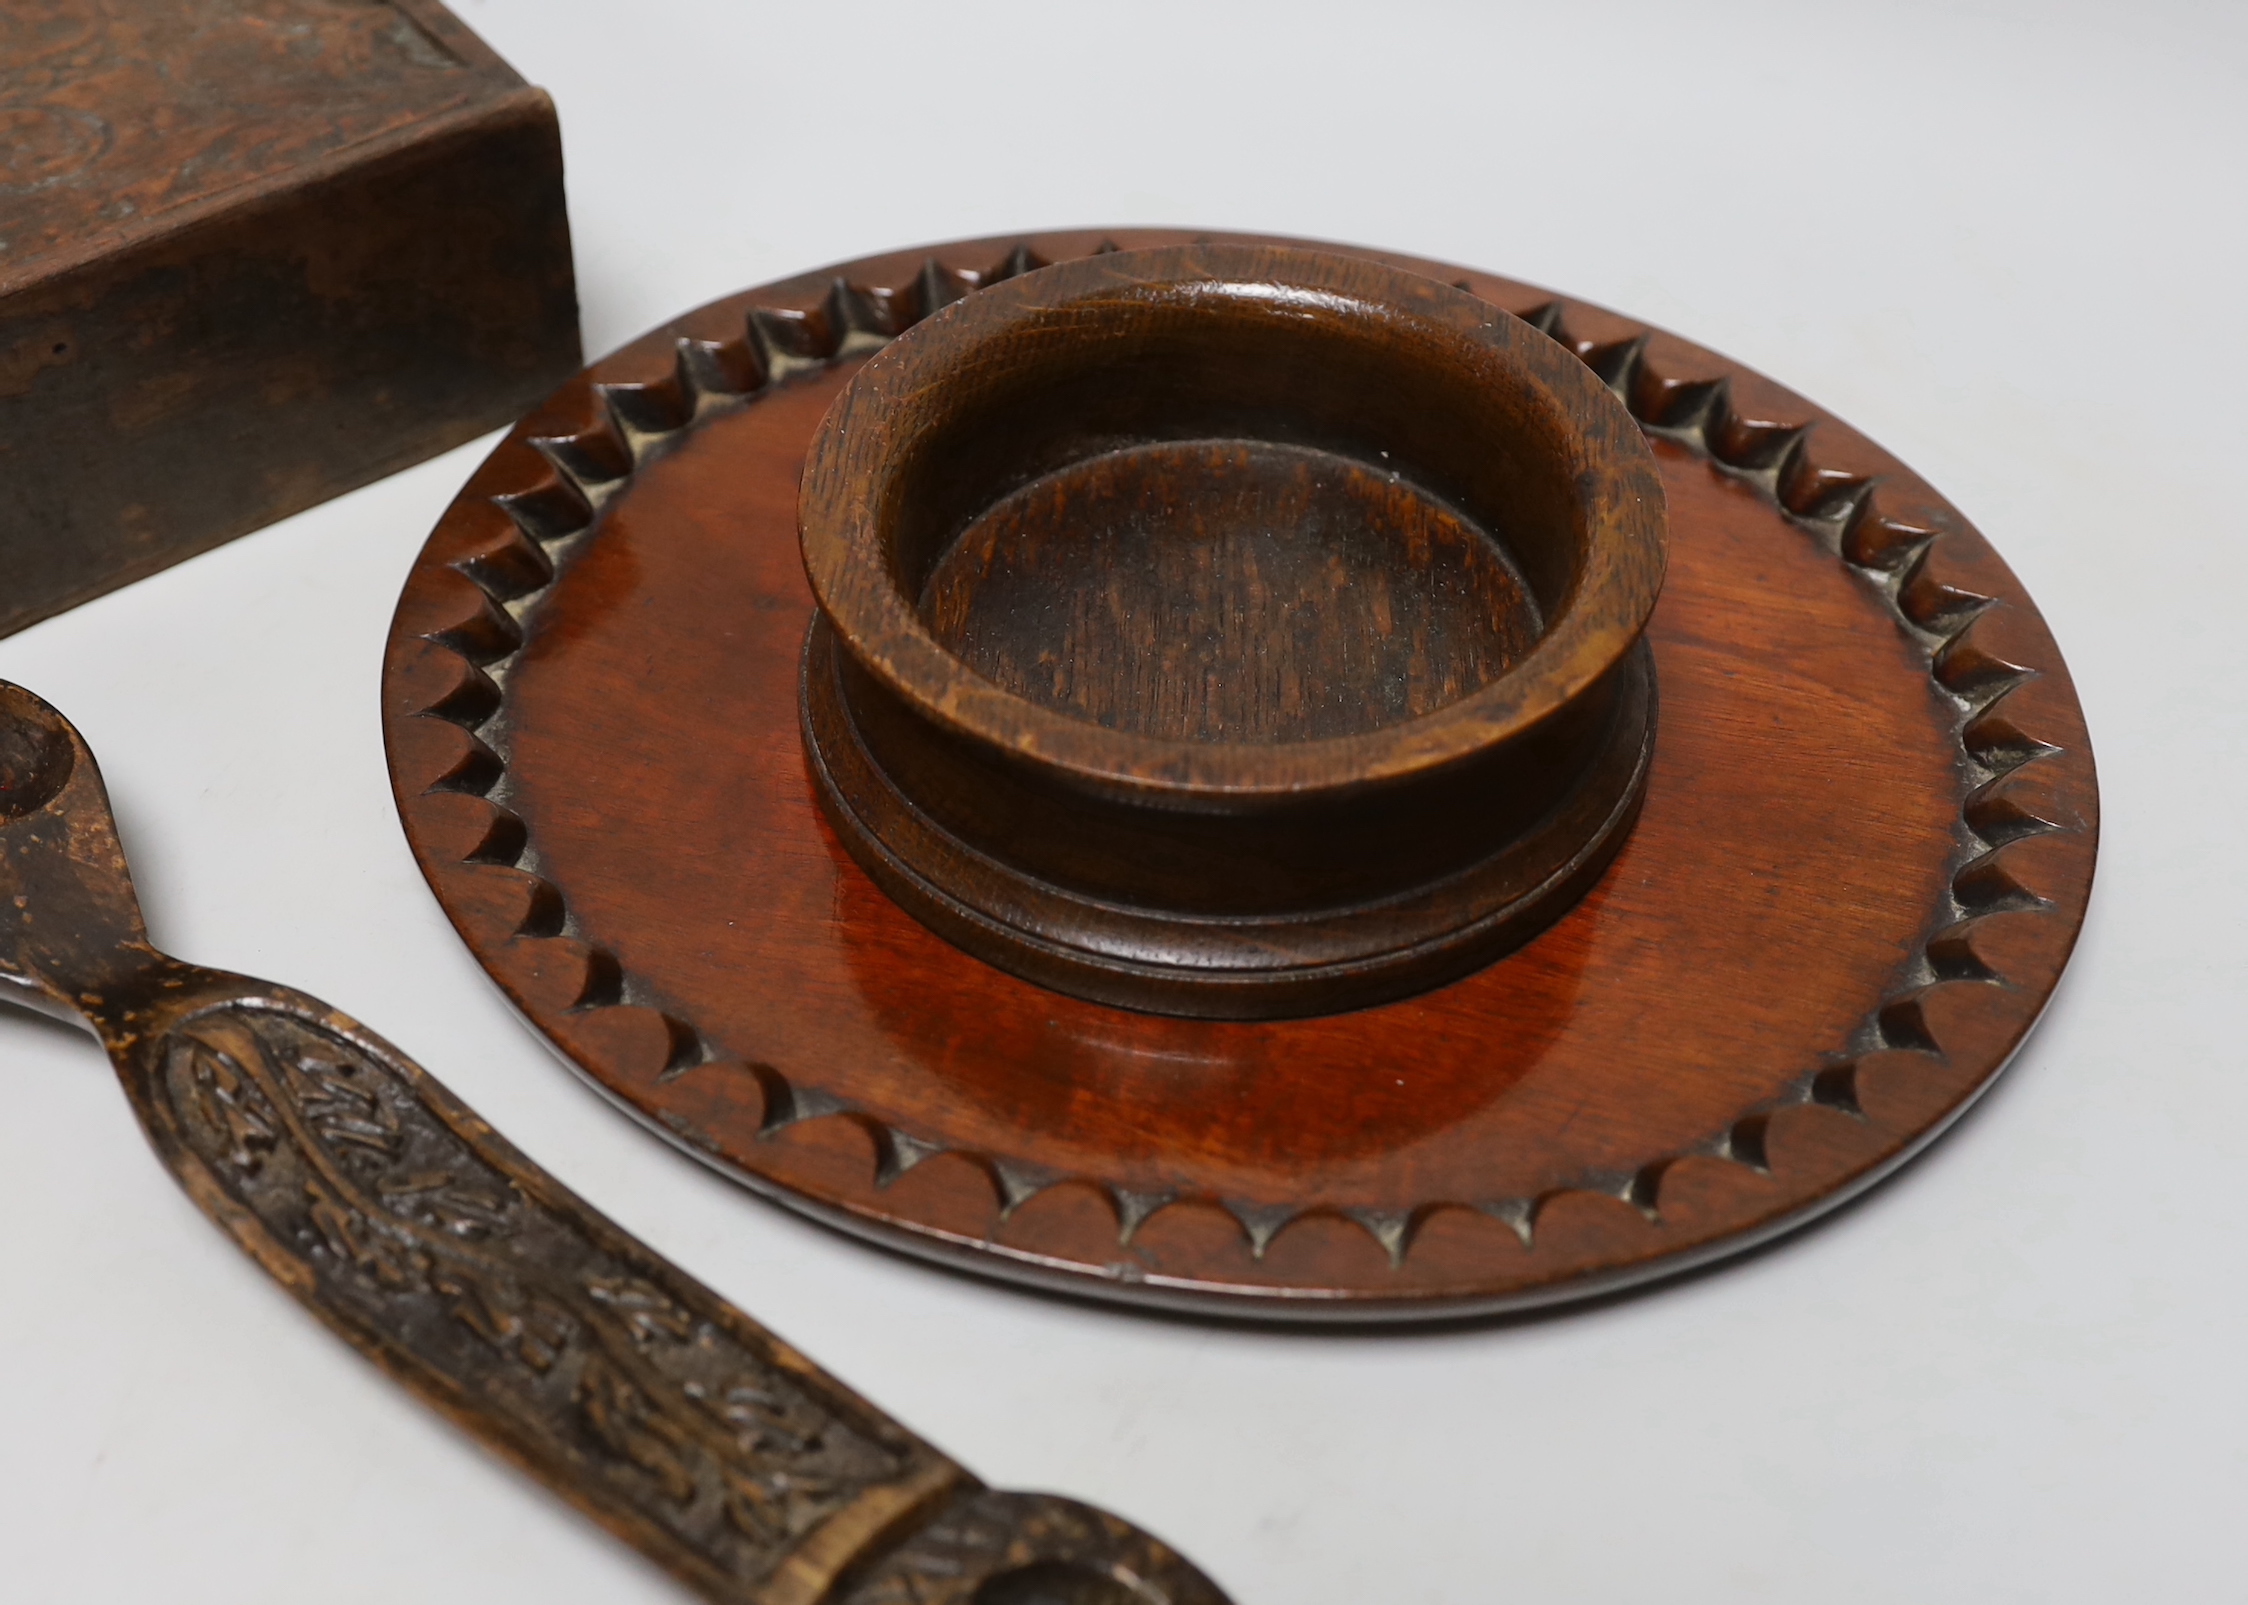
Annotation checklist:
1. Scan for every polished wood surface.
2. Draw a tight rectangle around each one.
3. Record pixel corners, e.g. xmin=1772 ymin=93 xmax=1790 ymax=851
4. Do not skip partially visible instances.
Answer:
xmin=799 ymin=244 xmax=1664 ymax=1015
xmin=923 ymin=436 xmax=1544 ymax=743
xmin=383 ymin=230 xmax=2097 ymax=1320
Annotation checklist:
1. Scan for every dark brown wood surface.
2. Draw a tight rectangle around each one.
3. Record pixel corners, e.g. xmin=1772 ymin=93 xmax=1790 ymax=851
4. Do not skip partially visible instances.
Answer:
xmin=383 ymin=230 xmax=2098 ymax=1320
xmin=924 ymin=436 xmax=1546 ymax=740
xmin=0 ymin=0 xmax=580 ymax=638
xmin=798 ymin=244 xmax=1665 ymax=1017
xmin=0 ymin=678 xmax=1230 ymax=1605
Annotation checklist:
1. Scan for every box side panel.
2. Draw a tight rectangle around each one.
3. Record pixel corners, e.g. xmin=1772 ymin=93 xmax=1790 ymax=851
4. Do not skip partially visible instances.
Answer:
xmin=0 ymin=92 xmax=580 ymax=637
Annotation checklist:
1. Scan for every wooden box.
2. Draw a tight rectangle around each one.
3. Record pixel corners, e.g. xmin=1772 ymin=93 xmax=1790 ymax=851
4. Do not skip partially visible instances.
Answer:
xmin=0 ymin=0 xmax=580 ymax=637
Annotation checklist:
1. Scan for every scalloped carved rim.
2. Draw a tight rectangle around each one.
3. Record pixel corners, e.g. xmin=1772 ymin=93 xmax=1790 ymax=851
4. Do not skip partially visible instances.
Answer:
xmin=384 ymin=232 xmax=2096 ymax=1318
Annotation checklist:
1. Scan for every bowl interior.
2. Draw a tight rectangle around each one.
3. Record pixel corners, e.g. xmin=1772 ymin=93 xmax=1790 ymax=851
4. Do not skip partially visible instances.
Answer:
xmin=880 ymin=278 xmax=1594 ymax=746
xmin=919 ymin=436 xmax=1545 ymax=743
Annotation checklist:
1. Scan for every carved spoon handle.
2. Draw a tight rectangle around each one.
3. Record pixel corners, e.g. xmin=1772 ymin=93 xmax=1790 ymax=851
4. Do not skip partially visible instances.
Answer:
xmin=0 ymin=680 xmax=1229 ymax=1605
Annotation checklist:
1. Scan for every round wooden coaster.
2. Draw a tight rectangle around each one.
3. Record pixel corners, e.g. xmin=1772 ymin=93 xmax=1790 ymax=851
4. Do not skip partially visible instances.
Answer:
xmin=382 ymin=230 xmax=2097 ymax=1321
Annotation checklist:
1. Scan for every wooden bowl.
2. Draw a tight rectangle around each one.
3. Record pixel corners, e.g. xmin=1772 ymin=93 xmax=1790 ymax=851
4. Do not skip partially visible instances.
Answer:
xmin=798 ymin=245 xmax=1666 ymax=1018
xmin=383 ymin=229 xmax=2097 ymax=1320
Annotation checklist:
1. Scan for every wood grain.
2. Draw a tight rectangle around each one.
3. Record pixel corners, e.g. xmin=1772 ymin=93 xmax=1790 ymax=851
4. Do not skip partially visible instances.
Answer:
xmin=797 ymin=244 xmax=1664 ymax=1015
xmin=922 ymin=438 xmax=1544 ymax=744
xmin=382 ymin=230 xmax=2097 ymax=1320
xmin=0 ymin=0 xmax=579 ymax=637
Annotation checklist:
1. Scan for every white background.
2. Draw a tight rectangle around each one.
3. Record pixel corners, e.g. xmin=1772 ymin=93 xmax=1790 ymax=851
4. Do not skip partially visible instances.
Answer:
xmin=3 ymin=2 xmax=2244 ymax=1600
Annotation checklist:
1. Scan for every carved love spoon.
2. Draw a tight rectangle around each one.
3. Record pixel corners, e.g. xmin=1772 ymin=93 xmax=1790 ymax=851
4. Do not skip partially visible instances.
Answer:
xmin=0 ymin=679 xmax=1228 ymax=1605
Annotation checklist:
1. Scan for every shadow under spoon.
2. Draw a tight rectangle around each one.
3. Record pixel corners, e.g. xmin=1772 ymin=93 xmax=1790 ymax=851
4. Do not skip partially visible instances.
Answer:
xmin=0 ymin=677 xmax=1227 ymax=1605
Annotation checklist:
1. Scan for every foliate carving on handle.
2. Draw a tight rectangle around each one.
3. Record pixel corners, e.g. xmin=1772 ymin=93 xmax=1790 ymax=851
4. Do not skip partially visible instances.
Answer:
xmin=837 ymin=1490 xmax=1232 ymax=1605
xmin=141 ymin=993 xmax=955 ymax=1600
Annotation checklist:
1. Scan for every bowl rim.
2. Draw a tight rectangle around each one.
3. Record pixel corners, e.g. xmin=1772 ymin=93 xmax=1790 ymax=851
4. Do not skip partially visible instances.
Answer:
xmin=797 ymin=242 xmax=1667 ymax=804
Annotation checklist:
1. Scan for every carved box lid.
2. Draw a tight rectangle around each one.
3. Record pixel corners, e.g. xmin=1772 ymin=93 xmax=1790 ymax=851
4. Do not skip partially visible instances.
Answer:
xmin=1 ymin=0 xmax=525 ymax=292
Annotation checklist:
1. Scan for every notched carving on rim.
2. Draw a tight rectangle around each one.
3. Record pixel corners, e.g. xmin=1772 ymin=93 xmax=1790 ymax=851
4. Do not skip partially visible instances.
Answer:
xmin=394 ymin=240 xmax=2084 ymax=1301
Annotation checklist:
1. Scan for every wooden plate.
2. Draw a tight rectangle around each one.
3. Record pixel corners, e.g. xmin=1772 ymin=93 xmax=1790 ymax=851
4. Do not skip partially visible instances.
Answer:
xmin=382 ymin=230 xmax=2097 ymax=1321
